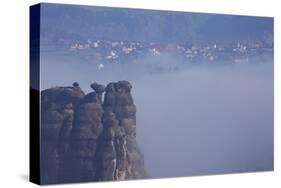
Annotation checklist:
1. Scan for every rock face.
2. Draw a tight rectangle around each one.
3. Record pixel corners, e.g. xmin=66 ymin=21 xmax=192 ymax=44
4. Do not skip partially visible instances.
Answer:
xmin=64 ymin=83 xmax=104 ymax=182
xmin=41 ymin=84 xmax=85 ymax=184
xmin=40 ymin=81 xmax=146 ymax=184
xmin=95 ymin=81 xmax=146 ymax=181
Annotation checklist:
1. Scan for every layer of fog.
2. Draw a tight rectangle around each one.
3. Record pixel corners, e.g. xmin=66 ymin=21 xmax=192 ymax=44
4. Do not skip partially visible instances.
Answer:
xmin=133 ymin=63 xmax=273 ymax=178
xmin=41 ymin=56 xmax=273 ymax=178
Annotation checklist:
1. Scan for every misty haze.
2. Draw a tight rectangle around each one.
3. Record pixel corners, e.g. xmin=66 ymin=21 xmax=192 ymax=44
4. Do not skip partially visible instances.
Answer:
xmin=134 ymin=64 xmax=273 ymax=177
xmin=41 ymin=57 xmax=273 ymax=178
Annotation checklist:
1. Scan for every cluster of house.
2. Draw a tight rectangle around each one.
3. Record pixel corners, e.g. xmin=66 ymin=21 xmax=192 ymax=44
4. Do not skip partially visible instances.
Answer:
xmin=68 ymin=38 xmax=273 ymax=67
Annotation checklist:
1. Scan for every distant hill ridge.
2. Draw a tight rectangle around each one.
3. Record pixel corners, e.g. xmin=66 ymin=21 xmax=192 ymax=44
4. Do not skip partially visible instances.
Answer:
xmin=40 ymin=3 xmax=273 ymax=44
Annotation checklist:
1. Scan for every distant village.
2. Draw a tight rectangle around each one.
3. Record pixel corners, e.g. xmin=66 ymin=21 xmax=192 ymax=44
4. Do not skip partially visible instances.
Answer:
xmin=50 ymin=37 xmax=273 ymax=70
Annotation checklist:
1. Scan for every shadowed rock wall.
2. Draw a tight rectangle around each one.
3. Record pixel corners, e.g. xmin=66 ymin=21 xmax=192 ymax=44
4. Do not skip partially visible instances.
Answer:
xmin=40 ymin=81 xmax=146 ymax=184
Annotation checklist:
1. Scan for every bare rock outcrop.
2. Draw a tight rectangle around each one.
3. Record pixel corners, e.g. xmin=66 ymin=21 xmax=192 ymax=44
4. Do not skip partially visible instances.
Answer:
xmin=95 ymin=81 xmax=146 ymax=181
xmin=40 ymin=81 xmax=146 ymax=184
xmin=64 ymin=83 xmax=105 ymax=182
xmin=40 ymin=83 xmax=85 ymax=184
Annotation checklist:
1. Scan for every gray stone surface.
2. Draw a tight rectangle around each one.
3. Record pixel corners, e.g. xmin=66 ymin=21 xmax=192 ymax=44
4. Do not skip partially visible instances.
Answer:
xmin=40 ymin=81 xmax=146 ymax=184
xmin=41 ymin=83 xmax=85 ymax=184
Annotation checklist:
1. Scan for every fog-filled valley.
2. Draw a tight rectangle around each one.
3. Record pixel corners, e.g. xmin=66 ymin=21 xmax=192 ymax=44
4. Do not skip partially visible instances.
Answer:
xmin=41 ymin=56 xmax=273 ymax=178
xmin=133 ymin=63 xmax=273 ymax=177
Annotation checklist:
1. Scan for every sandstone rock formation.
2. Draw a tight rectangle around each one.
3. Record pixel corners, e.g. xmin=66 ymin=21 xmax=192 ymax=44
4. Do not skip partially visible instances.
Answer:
xmin=64 ymin=82 xmax=104 ymax=182
xmin=41 ymin=83 xmax=85 ymax=184
xmin=40 ymin=81 xmax=146 ymax=184
xmin=95 ymin=81 xmax=146 ymax=181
